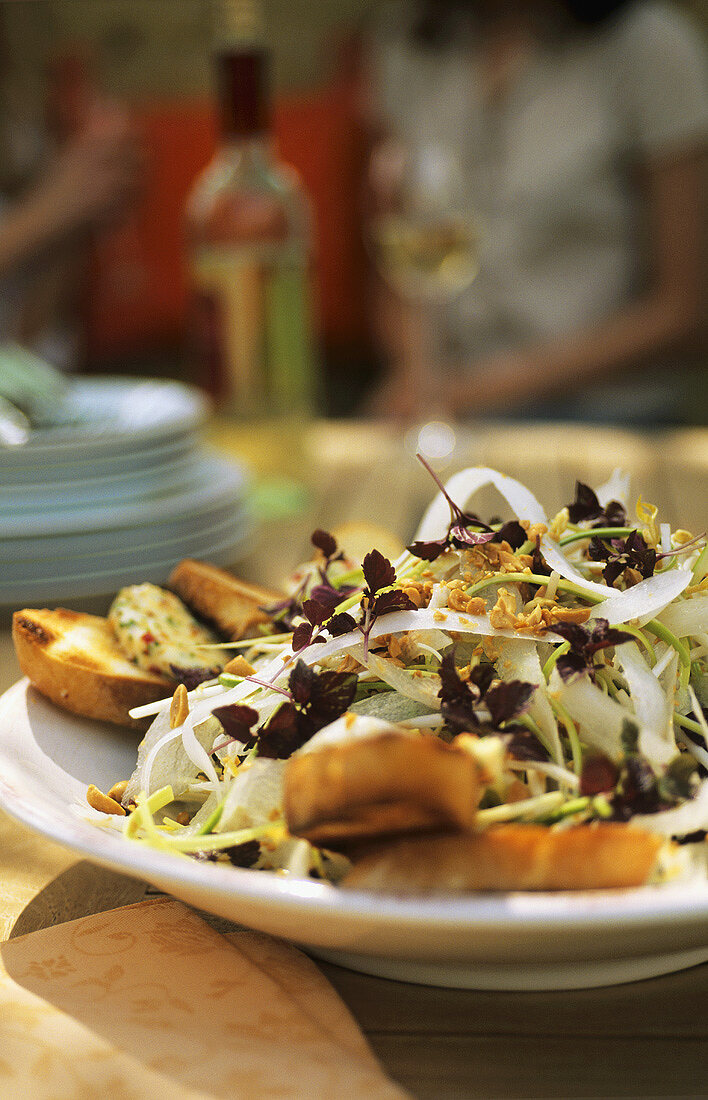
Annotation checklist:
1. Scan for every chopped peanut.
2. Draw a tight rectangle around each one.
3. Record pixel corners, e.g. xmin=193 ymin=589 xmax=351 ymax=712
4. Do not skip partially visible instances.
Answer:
xmin=169 ymin=683 xmax=189 ymax=729
xmin=448 ymin=588 xmax=471 ymax=612
xmin=223 ymin=655 xmax=256 ymax=677
xmin=520 ymin=521 xmax=548 ymax=542
xmin=489 ymin=588 xmax=518 ymax=630
xmin=548 ymin=606 xmax=592 ymax=625
xmin=107 ymin=779 xmax=129 ymax=804
xmin=87 ymin=784 xmax=126 ymax=816
xmin=401 ymin=580 xmax=433 ymax=608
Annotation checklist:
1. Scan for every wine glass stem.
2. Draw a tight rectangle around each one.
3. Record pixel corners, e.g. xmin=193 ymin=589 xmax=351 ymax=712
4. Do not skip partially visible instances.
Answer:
xmin=423 ymin=300 xmax=448 ymax=419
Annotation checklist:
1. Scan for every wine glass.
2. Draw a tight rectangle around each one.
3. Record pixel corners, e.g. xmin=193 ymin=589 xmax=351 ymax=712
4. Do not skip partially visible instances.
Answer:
xmin=366 ymin=139 xmax=481 ymax=462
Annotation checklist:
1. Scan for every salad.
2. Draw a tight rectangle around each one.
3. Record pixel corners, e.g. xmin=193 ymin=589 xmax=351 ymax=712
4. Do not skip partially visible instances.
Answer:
xmin=86 ymin=459 xmax=708 ymax=893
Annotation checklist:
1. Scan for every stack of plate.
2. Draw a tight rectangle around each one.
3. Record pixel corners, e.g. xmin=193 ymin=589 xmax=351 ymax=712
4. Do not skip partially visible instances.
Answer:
xmin=0 ymin=377 xmax=255 ymax=606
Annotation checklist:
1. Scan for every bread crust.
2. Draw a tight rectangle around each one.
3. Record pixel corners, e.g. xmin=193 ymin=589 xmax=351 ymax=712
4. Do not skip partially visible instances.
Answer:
xmin=284 ymin=733 xmax=481 ymax=847
xmin=12 ymin=608 xmax=173 ymax=729
xmin=341 ymin=824 xmax=664 ymax=893
xmin=168 ymin=559 xmax=280 ymax=640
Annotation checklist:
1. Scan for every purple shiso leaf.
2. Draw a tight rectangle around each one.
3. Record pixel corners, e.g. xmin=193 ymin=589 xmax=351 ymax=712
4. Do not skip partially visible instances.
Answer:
xmin=170 ymin=665 xmax=219 ymax=690
xmin=362 ymin=548 xmax=397 ymax=594
xmin=531 ymin=537 xmax=552 ymax=577
xmin=407 ymin=455 xmax=527 ymax=561
xmin=406 ymin=536 xmax=449 ymax=561
xmin=326 ymin=611 xmax=358 ymax=637
xmin=225 ymin=840 xmax=261 ymax=867
xmin=580 ymin=753 xmax=620 ymax=796
xmin=589 ymin=530 xmax=657 ymax=587
xmin=556 ymin=651 xmax=591 ymax=683
xmin=550 ymin=618 xmax=635 ymax=681
xmin=257 ymin=703 xmax=303 ymax=759
xmin=310 ymin=582 xmax=355 ymax=611
xmin=301 ymin=597 xmax=332 ymax=627
xmin=212 ymin=704 xmax=259 ymax=748
xmin=485 ymin=680 xmax=536 ymax=727
xmin=311 ymin=528 xmax=339 ymax=559
xmin=256 ymin=661 xmax=357 ymax=758
xmin=496 ymin=520 xmax=528 ymax=550
xmin=438 ymin=652 xmax=480 ymax=733
xmin=371 ymin=589 xmax=416 ymax=617
xmin=502 ymin=728 xmax=550 ymax=763
xmin=449 ymin=525 xmax=497 ymax=547
xmin=567 ymin=480 xmax=627 ymax=527
xmin=438 ymin=652 xmax=535 ymax=734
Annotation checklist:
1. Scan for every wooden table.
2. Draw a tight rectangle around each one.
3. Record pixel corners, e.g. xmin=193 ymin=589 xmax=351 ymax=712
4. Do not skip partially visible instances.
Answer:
xmin=2 ymin=418 xmax=708 ymax=1099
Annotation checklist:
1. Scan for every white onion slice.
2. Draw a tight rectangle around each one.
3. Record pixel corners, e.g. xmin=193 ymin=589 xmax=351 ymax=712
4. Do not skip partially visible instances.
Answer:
xmin=413 ymin=467 xmax=546 ymax=542
xmin=356 ymin=647 xmax=443 ymax=709
xmin=298 ymin=607 xmax=561 ymax=667
xmin=556 ymin=675 xmax=631 ymax=759
xmin=633 ymin=780 xmax=708 ymax=836
xmin=660 ymin=523 xmax=672 ymax=554
xmin=657 ymin=595 xmax=708 ymax=638
xmin=588 ymin=569 xmax=692 ymax=625
xmin=595 ymin=468 xmax=630 ymax=509
xmin=496 ymin=638 xmax=563 ymax=765
xmin=616 ymin=641 xmax=675 ymax=769
xmin=140 ymin=725 xmax=185 ymax=799
xmin=540 ymin=537 xmax=614 ymax=597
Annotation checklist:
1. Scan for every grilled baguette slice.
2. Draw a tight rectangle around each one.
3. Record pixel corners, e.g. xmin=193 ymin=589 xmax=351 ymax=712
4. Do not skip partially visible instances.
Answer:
xmin=169 ymin=559 xmax=280 ymax=641
xmin=12 ymin=608 xmax=173 ymax=729
xmin=341 ymin=824 xmax=664 ymax=893
xmin=284 ymin=732 xmax=482 ymax=847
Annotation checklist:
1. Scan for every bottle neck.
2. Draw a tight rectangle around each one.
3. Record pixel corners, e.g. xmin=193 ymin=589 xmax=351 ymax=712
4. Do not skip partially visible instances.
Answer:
xmin=216 ymin=48 xmax=270 ymax=140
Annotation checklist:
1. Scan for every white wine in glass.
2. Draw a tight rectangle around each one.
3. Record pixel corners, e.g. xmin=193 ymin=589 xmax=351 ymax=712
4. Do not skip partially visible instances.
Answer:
xmin=367 ymin=141 xmax=481 ymax=456
xmin=371 ymin=212 xmax=480 ymax=301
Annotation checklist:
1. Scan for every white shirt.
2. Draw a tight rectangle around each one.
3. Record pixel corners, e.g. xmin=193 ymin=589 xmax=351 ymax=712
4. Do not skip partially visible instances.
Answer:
xmin=371 ymin=2 xmax=708 ymax=419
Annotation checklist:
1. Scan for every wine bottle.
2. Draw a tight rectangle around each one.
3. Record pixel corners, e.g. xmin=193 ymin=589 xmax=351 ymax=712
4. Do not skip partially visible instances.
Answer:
xmin=185 ymin=0 xmax=317 ymax=419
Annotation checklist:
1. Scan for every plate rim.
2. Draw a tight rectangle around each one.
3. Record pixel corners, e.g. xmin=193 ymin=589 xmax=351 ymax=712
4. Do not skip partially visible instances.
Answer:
xmin=2 ymin=678 xmax=708 ymax=938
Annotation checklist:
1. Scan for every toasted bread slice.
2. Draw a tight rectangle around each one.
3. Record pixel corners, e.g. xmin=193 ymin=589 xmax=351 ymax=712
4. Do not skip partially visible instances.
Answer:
xmin=284 ymin=732 xmax=481 ymax=848
xmin=169 ymin=559 xmax=281 ymax=641
xmin=341 ymin=824 xmax=664 ymax=894
xmin=12 ymin=608 xmax=173 ymax=729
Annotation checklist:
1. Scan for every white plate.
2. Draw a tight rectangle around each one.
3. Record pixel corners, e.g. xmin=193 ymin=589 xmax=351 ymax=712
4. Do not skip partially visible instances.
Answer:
xmin=0 ymin=454 xmax=196 ymax=511
xmin=0 ymin=517 xmax=256 ymax=605
xmin=0 ymin=503 xmax=252 ymax=582
xmin=0 ymin=454 xmax=249 ymax=540
xmin=1 ymin=680 xmax=708 ymax=990
xmin=1 ymin=434 xmax=194 ymax=488
xmin=1 ymin=377 xmax=209 ymax=465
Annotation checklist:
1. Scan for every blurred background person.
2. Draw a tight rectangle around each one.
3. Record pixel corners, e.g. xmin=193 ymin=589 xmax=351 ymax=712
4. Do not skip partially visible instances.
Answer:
xmin=363 ymin=0 xmax=708 ymax=424
xmin=1 ymin=0 xmax=704 ymax=424
xmin=6 ymin=116 xmax=140 ymax=371
xmin=0 ymin=55 xmax=140 ymax=372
